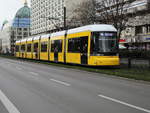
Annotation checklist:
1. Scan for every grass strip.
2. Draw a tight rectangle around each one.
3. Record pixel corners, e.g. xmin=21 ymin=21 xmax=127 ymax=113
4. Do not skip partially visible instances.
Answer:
xmin=0 ymin=55 xmax=150 ymax=82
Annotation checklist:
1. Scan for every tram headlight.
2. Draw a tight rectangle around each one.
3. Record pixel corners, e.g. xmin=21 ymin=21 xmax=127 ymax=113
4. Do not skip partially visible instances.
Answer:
xmin=96 ymin=54 xmax=104 ymax=56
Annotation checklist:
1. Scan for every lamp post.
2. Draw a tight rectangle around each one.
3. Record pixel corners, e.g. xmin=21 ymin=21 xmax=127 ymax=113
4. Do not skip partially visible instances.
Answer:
xmin=0 ymin=39 xmax=2 ymax=53
xmin=64 ymin=0 xmax=67 ymax=30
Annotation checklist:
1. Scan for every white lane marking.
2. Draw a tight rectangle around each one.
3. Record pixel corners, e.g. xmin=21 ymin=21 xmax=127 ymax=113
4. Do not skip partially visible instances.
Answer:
xmin=98 ymin=94 xmax=150 ymax=113
xmin=0 ymin=89 xmax=20 ymax=113
xmin=29 ymin=72 xmax=39 ymax=76
xmin=50 ymin=79 xmax=71 ymax=86
xmin=16 ymin=67 xmax=22 ymax=70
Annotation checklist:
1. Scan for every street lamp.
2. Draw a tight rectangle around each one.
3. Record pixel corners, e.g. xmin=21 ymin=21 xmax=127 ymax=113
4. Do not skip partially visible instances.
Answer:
xmin=0 ymin=39 xmax=2 ymax=53
xmin=64 ymin=0 xmax=67 ymax=30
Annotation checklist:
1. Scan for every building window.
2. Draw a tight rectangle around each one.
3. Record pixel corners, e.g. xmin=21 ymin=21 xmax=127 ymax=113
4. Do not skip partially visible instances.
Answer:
xmin=18 ymin=32 xmax=22 ymax=35
xmin=24 ymin=28 xmax=27 ymax=31
xmin=24 ymin=32 xmax=28 ymax=37
xmin=135 ymin=26 xmax=143 ymax=35
xmin=17 ymin=36 xmax=22 ymax=39
xmin=147 ymin=25 xmax=150 ymax=33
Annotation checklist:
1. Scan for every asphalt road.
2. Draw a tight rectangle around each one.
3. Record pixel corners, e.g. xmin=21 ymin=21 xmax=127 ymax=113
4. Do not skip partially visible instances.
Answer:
xmin=0 ymin=57 xmax=150 ymax=113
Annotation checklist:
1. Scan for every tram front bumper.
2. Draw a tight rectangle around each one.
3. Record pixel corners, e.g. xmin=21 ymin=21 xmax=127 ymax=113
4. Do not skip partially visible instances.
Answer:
xmin=93 ymin=57 xmax=120 ymax=66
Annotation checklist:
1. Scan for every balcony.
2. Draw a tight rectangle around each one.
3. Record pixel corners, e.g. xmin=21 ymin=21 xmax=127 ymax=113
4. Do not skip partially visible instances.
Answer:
xmin=130 ymin=34 xmax=150 ymax=43
xmin=127 ymin=0 xmax=148 ymax=14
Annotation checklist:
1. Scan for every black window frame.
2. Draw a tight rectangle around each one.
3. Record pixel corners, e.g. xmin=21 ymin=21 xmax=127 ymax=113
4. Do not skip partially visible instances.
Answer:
xmin=21 ymin=44 xmax=25 ymax=52
xmin=51 ymin=40 xmax=54 ymax=52
xmin=27 ymin=44 xmax=32 ymax=52
xmin=15 ymin=45 xmax=20 ymax=52
xmin=68 ymin=38 xmax=80 ymax=53
xmin=41 ymin=41 xmax=47 ymax=52
xmin=51 ymin=40 xmax=63 ymax=53
xmin=68 ymin=36 xmax=88 ymax=53
xmin=34 ymin=43 xmax=38 ymax=52
xmin=90 ymin=32 xmax=118 ymax=56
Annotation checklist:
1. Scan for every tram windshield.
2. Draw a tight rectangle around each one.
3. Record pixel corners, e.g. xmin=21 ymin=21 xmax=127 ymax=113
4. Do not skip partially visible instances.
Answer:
xmin=91 ymin=32 xmax=118 ymax=55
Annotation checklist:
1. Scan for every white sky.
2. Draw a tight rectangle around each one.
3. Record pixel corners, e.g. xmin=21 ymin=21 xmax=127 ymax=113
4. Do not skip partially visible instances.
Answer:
xmin=0 ymin=0 xmax=30 ymax=27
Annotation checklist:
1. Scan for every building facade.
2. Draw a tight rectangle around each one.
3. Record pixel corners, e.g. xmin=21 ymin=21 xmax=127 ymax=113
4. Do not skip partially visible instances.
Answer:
xmin=11 ymin=1 xmax=31 ymax=53
xmin=31 ymin=0 xmax=150 ymax=50
xmin=31 ymin=0 xmax=86 ymax=35
xmin=12 ymin=2 xmax=31 ymax=40
xmin=120 ymin=0 xmax=150 ymax=50
xmin=96 ymin=0 xmax=150 ymax=50
xmin=0 ymin=20 xmax=11 ymax=53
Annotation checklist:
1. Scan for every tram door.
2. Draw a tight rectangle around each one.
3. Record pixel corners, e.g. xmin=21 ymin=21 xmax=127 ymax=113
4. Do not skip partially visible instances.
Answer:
xmin=81 ymin=37 xmax=88 ymax=65
xmin=34 ymin=43 xmax=39 ymax=60
xmin=54 ymin=47 xmax=58 ymax=62
xmin=54 ymin=41 xmax=59 ymax=62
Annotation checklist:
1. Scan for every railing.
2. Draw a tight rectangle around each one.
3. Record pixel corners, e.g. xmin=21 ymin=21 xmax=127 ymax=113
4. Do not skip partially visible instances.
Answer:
xmin=124 ymin=34 xmax=150 ymax=43
xmin=120 ymin=50 xmax=150 ymax=69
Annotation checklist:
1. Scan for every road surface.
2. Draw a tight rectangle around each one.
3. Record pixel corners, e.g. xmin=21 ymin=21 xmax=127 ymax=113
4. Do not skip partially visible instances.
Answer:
xmin=0 ymin=57 xmax=150 ymax=113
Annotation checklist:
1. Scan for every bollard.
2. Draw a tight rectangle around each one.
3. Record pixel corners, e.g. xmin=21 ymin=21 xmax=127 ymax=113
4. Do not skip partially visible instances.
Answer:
xmin=149 ymin=59 xmax=150 ymax=69
xmin=128 ymin=57 xmax=131 ymax=68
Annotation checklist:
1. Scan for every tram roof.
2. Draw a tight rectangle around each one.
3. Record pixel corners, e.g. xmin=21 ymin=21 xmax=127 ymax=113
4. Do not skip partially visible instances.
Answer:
xmin=20 ymin=38 xmax=27 ymax=43
xmin=33 ymin=35 xmax=41 ymax=40
xmin=51 ymin=31 xmax=66 ymax=37
xmin=15 ymin=24 xmax=117 ymax=43
xmin=41 ymin=34 xmax=50 ymax=39
xmin=67 ymin=24 xmax=117 ymax=34
xmin=27 ymin=37 xmax=33 ymax=41
xmin=15 ymin=40 xmax=21 ymax=44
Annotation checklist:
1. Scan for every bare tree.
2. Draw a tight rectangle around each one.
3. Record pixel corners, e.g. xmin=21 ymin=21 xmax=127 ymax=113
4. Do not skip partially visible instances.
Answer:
xmin=71 ymin=0 xmax=98 ymax=26
xmin=72 ymin=0 xmax=133 ymax=40
xmin=97 ymin=0 xmax=133 ymax=40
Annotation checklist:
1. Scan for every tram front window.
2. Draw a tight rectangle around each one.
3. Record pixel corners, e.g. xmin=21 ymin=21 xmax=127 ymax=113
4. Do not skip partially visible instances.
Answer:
xmin=91 ymin=32 xmax=118 ymax=55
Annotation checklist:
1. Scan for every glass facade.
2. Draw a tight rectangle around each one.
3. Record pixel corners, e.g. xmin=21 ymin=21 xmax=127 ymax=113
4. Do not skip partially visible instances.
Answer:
xmin=12 ymin=18 xmax=30 ymax=28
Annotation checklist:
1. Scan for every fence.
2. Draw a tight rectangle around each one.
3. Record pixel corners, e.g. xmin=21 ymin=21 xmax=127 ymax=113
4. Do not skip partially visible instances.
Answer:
xmin=119 ymin=50 xmax=150 ymax=69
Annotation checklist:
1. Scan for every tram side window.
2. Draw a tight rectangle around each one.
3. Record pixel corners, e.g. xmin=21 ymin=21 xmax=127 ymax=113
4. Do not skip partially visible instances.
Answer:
xmin=27 ymin=44 xmax=31 ymax=52
xmin=15 ymin=45 xmax=19 ymax=52
xmin=21 ymin=45 xmax=25 ymax=52
xmin=68 ymin=38 xmax=81 ymax=53
xmin=41 ymin=42 xmax=47 ymax=52
xmin=55 ymin=40 xmax=62 ymax=52
xmin=59 ymin=40 xmax=63 ymax=52
xmin=34 ymin=43 xmax=38 ymax=52
xmin=51 ymin=40 xmax=62 ymax=52
xmin=80 ymin=36 xmax=88 ymax=53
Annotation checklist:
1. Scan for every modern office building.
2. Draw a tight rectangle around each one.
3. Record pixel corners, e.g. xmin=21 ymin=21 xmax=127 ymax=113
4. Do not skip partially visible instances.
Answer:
xmin=31 ymin=0 xmax=86 ymax=35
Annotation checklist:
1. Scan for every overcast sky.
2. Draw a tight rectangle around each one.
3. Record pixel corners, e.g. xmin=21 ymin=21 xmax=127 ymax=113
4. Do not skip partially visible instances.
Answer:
xmin=0 ymin=0 xmax=30 ymax=27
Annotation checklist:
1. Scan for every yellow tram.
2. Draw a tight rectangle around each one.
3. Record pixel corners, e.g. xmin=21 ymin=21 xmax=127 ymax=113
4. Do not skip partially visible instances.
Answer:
xmin=15 ymin=24 xmax=120 ymax=66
